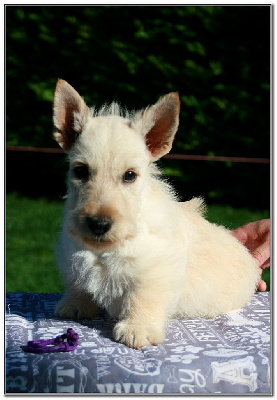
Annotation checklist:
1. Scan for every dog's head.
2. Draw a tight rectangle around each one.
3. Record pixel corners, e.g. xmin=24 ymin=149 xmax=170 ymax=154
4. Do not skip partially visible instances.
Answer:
xmin=53 ymin=80 xmax=180 ymax=252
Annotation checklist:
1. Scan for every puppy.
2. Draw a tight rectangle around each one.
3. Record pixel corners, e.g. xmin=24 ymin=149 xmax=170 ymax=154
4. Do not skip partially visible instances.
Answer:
xmin=53 ymin=80 xmax=259 ymax=349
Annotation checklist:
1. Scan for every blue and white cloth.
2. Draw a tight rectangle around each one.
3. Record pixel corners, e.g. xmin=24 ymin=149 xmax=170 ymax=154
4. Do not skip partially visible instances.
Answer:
xmin=5 ymin=292 xmax=271 ymax=394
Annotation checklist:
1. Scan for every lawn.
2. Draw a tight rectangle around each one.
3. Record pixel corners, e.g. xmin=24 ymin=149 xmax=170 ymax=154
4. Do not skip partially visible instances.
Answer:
xmin=6 ymin=192 xmax=270 ymax=293
xmin=6 ymin=193 xmax=64 ymax=292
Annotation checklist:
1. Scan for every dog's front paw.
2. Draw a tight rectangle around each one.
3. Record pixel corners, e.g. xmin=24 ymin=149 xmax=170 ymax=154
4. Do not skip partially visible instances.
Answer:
xmin=113 ymin=319 xmax=165 ymax=349
xmin=55 ymin=296 xmax=100 ymax=320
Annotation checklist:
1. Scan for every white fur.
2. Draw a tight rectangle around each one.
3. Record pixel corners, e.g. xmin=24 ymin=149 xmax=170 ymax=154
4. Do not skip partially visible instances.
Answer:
xmin=53 ymin=80 xmax=259 ymax=349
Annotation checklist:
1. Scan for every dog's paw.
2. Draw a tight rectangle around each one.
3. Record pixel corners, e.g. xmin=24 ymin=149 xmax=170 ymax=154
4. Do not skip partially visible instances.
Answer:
xmin=55 ymin=296 xmax=100 ymax=320
xmin=113 ymin=319 xmax=165 ymax=349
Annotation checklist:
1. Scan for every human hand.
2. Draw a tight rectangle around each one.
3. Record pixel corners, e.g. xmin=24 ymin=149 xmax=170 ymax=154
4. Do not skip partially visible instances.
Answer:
xmin=231 ymin=219 xmax=270 ymax=291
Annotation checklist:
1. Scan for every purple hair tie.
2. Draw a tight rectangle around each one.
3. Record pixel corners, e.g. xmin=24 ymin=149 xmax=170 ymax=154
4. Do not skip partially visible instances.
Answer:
xmin=25 ymin=328 xmax=79 ymax=353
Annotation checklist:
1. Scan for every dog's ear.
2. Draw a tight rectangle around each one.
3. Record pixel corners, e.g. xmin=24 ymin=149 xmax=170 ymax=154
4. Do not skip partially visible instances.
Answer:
xmin=53 ymin=79 xmax=89 ymax=152
xmin=140 ymin=93 xmax=180 ymax=161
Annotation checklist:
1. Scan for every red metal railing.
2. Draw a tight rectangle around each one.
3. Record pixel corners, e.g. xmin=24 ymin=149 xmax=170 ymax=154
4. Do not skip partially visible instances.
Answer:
xmin=6 ymin=146 xmax=270 ymax=164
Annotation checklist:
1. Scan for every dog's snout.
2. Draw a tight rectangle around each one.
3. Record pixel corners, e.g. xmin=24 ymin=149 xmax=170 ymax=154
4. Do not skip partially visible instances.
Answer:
xmin=86 ymin=216 xmax=112 ymax=236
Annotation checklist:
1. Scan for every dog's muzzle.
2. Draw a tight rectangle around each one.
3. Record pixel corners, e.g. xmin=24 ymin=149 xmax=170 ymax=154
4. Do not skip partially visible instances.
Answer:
xmin=85 ymin=216 xmax=112 ymax=237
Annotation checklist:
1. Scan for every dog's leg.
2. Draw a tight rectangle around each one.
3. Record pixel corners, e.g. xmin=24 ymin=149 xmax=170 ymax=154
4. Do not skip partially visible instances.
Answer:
xmin=55 ymin=285 xmax=100 ymax=320
xmin=113 ymin=278 xmax=172 ymax=349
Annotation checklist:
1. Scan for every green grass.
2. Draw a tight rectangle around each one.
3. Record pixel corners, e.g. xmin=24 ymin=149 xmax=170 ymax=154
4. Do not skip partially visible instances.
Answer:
xmin=6 ymin=192 xmax=64 ymax=292
xmin=206 ymin=204 xmax=270 ymax=229
xmin=6 ymin=192 xmax=270 ymax=293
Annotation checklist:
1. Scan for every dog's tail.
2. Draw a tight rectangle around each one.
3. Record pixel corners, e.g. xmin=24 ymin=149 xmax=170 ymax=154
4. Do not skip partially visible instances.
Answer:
xmin=180 ymin=197 xmax=206 ymax=216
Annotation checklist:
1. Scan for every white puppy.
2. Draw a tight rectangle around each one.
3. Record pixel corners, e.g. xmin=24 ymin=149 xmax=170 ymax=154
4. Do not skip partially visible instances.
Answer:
xmin=53 ymin=80 xmax=259 ymax=349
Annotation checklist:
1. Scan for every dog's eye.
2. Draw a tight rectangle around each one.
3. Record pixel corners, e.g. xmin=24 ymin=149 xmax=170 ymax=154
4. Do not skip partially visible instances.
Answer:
xmin=73 ymin=165 xmax=89 ymax=180
xmin=123 ymin=170 xmax=137 ymax=183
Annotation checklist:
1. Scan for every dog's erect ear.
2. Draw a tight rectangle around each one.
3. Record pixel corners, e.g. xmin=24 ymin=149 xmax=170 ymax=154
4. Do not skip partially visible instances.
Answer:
xmin=140 ymin=93 xmax=180 ymax=161
xmin=53 ymin=79 xmax=89 ymax=152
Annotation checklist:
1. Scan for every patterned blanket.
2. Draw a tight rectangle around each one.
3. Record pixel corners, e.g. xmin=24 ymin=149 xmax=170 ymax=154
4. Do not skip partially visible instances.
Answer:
xmin=5 ymin=292 xmax=271 ymax=394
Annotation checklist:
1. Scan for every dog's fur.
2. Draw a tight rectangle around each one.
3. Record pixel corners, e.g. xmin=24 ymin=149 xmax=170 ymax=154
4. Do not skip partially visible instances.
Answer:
xmin=53 ymin=80 xmax=259 ymax=349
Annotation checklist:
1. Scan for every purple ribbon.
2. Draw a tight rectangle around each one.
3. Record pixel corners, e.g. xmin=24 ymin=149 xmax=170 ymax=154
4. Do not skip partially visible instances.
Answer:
xmin=25 ymin=328 xmax=79 ymax=353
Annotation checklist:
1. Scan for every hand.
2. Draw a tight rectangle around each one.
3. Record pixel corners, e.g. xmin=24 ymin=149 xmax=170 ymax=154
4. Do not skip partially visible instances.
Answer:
xmin=231 ymin=219 xmax=270 ymax=291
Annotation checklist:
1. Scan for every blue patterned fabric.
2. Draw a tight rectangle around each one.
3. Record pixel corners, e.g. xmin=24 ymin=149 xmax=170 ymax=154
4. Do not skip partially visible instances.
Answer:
xmin=5 ymin=292 xmax=271 ymax=394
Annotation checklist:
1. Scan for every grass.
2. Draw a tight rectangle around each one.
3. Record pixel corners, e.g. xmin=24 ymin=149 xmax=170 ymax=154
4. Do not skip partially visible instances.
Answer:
xmin=6 ymin=192 xmax=64 ymax=292
xmin=6 ymin=192 xmax=270 ymax=293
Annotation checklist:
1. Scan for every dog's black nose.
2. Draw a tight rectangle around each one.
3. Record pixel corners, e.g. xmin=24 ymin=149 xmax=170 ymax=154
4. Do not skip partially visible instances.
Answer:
xmin=86 ymin=216 xmax=112 ymax=237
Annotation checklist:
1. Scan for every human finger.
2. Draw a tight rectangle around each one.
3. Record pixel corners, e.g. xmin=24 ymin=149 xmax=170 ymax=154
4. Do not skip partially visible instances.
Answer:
xmin=251 ymin=240 xmax=270 ymax=268
xmin=260 ymin=258 xmax=270 ymax=270
xmin=257 ymin=278 xmax=267 ymax=291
